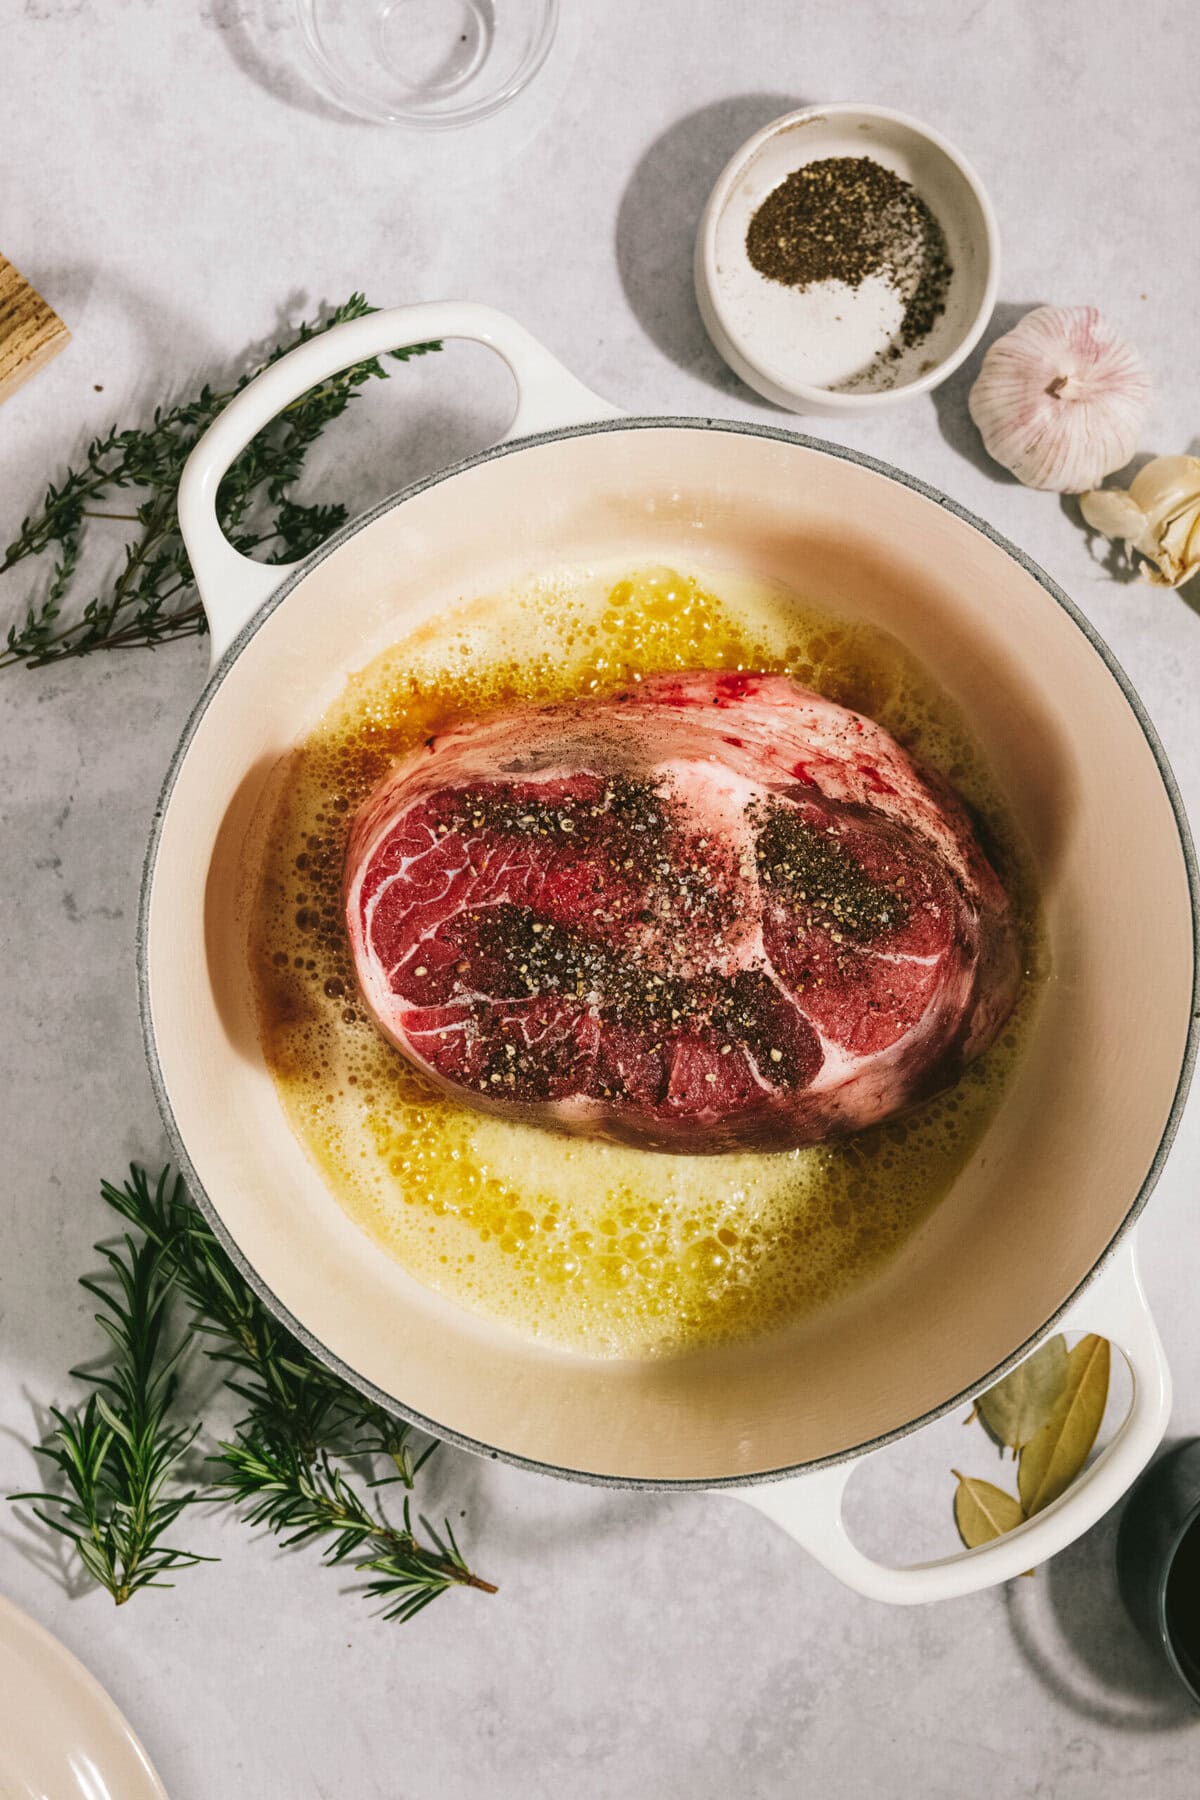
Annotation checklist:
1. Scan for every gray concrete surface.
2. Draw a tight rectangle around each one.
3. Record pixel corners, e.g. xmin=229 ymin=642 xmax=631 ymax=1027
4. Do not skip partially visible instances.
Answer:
xmin=1 ymin=3 xmax=1197 ymax=1794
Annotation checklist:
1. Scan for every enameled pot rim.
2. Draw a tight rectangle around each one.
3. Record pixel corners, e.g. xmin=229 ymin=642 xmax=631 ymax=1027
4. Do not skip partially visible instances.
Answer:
xmin=138 ymin=415 xmax=1200 ymax=1491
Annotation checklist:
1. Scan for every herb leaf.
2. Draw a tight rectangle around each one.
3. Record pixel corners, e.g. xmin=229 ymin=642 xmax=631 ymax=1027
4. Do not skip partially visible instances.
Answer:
xmin=1018 ymin=1334 xmax=1111 ymax=1517
xmin=950 ymin=1333 xmax=1113 ymax=1567
xmin=952 ymin=1470 xmax=1025 ymax=1548
xmin=0 ymin=297 xmax=440 ymax=669
xmin=975 ymin=1333 xmax=1069 ymax=1454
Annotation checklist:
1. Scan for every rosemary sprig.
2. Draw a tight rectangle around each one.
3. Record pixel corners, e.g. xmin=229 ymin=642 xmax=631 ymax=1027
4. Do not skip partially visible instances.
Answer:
xmin=10 ymin=1228 xmax=210 ymax=1604
xmin=10 ymin=1167 xmax=495 ymax=1621
xmin=216 ymin=1439 xmax=494 ymax=1624
xmin=0 ymin=296 xmax=440 ymax=668
xmin=101 ymin=1167 xmax=418 ymax=1475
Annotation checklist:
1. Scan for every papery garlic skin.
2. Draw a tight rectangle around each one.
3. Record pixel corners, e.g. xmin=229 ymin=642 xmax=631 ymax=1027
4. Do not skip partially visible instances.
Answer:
xmin=1081 ymin=455 xmax=1200 ymax=588
xmin=968 ymin=305 xmax=1149 ymax=492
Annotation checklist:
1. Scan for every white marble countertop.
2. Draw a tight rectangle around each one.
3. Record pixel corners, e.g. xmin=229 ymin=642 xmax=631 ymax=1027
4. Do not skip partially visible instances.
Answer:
xmin=2 ymin=3 xmax=1198 ymax=1795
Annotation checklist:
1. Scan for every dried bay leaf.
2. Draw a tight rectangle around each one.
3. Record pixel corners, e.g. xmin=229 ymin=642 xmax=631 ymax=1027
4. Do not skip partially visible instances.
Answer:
xmin=1018 ymin=1334 xmax=1111 ymax=1517
xmin=952 ymin=1470 xmax=1024 ymax=1548
xmin=976 ymin=1333 xmax=1069 ymax=1453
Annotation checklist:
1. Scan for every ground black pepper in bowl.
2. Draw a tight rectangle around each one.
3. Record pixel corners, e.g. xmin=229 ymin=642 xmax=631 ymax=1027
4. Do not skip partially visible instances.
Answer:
xmin=745 ymin=155 xmax=953 ymax=365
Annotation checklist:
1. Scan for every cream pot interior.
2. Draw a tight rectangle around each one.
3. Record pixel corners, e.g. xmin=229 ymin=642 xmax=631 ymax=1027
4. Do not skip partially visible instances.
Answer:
xmin=144 ymin=422 xmax=1196 ymax=1485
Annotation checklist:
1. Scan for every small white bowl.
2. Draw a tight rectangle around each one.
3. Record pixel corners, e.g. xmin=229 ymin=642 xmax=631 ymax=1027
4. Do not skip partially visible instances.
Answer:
xmin=695 ymin=103 xmax=999 ymax=416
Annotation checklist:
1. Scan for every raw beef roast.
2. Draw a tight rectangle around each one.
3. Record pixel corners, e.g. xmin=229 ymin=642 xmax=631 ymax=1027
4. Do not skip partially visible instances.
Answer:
xmin=344 ymin=672 xmax=1019 ymax=1153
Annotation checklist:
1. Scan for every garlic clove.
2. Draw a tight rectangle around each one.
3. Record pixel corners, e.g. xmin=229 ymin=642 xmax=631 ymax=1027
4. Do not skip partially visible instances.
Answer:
xmin=1080 ymin=454 xmax=1200 ymax=588
xmin=1152 ymin=500 xmax=1200 ymax=586
xmin=1079 ymin=485 xmax=1147 ymax=545
xmin=968 ymin=305 xmax=1150 ymax=493
xmin=1128 ymin=454 xmax=1200 ymax=521
xmin=1159 ymin=500 xmax=1198 ymax=557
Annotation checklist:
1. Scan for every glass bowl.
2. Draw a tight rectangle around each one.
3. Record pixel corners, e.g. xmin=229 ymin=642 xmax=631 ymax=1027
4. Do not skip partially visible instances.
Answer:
xmin=295 ymin=0 xmax=558 ymax=128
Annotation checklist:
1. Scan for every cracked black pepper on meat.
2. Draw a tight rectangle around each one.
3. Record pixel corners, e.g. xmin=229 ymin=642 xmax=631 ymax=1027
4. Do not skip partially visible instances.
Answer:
xmin=406 ymin=774 xmax=917 ymax=1106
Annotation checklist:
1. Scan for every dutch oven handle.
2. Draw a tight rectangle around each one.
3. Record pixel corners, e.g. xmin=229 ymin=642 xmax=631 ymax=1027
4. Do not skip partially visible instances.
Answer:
xmin=729 ymin=1235 xmax=1171 ymax=1602
xmin=177 ymin=303 xmax=623 ymax=667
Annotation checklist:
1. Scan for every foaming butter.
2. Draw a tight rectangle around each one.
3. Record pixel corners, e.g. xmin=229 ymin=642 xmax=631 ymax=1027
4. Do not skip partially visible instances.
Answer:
xmin=249 ymin=565 xmax=1043 ymax=1357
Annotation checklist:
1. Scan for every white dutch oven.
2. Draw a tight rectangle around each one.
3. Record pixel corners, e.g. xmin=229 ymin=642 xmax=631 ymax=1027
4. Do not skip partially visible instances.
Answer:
xmin=141 ymin=304 xmax=1198 ymax=1604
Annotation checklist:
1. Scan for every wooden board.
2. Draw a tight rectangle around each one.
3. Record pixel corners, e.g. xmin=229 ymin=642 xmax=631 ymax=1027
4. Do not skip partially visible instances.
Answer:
xmin=0 ymin=255 xmax=70 ymax=404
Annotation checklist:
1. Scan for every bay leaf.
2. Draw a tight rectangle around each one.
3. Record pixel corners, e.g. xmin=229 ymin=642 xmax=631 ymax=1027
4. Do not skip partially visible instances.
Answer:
xmin=952 ymin=1470 xmax=1025 ymax=1548
xmin=1018 ymin=1334 xmax=1111 ymax=1517
xmin=976 ymin=1333 xmax=1069 ymax=1452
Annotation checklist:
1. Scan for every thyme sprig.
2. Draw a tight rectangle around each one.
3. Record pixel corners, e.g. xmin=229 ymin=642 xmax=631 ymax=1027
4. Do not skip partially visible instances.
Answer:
xmin=0 ymin=296 xmax=440 ymax=668
xmin=10 ymin=1168 xmax=494 ymax=1622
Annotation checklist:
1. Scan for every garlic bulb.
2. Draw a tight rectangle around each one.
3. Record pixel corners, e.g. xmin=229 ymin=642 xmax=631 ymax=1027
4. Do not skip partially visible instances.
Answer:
xmin=1081 ymin=455 xmax=1200 ymax=588
xmin=968 ymin=305 xmax=1149 ymax=492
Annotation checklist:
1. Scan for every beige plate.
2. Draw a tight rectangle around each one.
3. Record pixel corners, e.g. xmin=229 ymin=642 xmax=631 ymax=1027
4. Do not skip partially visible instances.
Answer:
xmin=0 ymin=1592 xmax=166 ymax=1800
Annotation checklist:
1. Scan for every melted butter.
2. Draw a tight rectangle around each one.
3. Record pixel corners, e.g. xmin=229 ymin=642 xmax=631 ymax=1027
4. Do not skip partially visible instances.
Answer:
xmin=249 ymin=565 xmax=1044 ymax=1357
